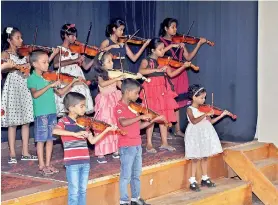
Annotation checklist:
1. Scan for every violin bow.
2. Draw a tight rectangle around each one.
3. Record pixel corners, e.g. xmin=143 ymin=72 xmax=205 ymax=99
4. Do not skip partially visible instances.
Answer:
xmin=83 ymin=22 xmax=92 ymax=55
xmin=186 ymin=21 xmax=195 ymax=36
xmin=123 ymin=28 xmax=141 ymax=44
xmin=32 ymin=26 xmax=38 ymax=46
xmin=57 ymin=48 xmax=62 ymax=87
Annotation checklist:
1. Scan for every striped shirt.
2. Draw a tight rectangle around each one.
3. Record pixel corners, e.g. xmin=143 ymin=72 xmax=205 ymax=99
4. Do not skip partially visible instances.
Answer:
xmin=57 ymin=116 xmax=90 ymax=166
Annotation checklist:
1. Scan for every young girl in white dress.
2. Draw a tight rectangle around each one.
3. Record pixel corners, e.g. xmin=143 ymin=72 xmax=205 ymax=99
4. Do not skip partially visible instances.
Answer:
xmin=53 ymin=23 xmax=95 ymax=117
xmin=184 ymin=84 xmax=229 ymax=192
xmin=1 ymin=27 xmax=36 ymax=164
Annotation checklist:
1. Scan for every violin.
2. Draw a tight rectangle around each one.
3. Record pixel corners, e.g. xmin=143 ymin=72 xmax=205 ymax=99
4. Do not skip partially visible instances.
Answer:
xmin=108 ymin=69 xmax=151 ymax=83
xmin=118 ymin=36 xmax=147 ymax=45
xmin=42 ymin=71 xmax=91 ymax=85
xmin=69 ymin=41 xmax=100 ymax=57
xmin=76 ymin=116 xmax=127 ymax=135
xmin=157 ymin=57 xmax=199 ymax=71
xmin=198 ymin=104 xmax=237 ymax=120
xmin=17 ymin=45 xmax=69 ymax=57
xmin=128 ymin=102 xmax=172 ymax=127
xmin=1 ymin=109 xmax=5 ymax=116
xmin=1 ymin=59 xmax=30 ymax=75
xmin=172 ymin=35 xmax=215 ymax=47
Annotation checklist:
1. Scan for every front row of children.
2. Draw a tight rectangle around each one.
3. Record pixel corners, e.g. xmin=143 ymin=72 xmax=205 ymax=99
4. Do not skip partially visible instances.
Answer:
xmin=27 ymin=50 xmax=230 ymax=205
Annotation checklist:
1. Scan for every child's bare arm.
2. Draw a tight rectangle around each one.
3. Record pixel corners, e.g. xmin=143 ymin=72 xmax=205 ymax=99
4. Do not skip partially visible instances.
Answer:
xmin=187 ymin=107 xmax=212 ymax=125
xmin=87 ymin=126 xmax=117 ymax=144
xmin=52 ymin=127 xmax=88 ymax=139
xmin=30 ymin=81 xmax=60 ymax=99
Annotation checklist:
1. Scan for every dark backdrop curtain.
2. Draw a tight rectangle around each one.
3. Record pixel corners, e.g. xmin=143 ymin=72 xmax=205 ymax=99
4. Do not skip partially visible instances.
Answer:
xmin=156 ymin=1 xmax=258 ymax=141
xmin=1 ymin=1 xmax=257 ymax=142
xmin=109 ymin=1 xmax=156 ymax=73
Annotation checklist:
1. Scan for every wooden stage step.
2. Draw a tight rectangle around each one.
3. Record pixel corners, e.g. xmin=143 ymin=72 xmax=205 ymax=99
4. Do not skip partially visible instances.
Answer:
xmin=147 ymin=178 xmax=251 ymax=205
xmin=224 ymin=142 xmax=278 ymax=205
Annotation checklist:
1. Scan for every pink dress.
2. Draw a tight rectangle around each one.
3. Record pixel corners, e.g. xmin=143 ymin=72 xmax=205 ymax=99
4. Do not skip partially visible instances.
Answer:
xmin=140 ymin=57 xmax=179 ymax=122
xmin=160 ymin=37 xmax=190 ymax=108
xmin=94 ymin=82 xmax=122 ymax=156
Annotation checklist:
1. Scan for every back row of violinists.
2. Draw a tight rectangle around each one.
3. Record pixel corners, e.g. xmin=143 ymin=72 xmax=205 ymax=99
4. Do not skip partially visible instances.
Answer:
xmin=1 ymin=17 xmax=234 ymax=161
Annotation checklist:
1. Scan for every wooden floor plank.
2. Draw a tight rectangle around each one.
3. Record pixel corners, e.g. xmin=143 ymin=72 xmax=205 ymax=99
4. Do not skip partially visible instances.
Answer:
xmin=147 ymin=178 xmax=250 ymax=205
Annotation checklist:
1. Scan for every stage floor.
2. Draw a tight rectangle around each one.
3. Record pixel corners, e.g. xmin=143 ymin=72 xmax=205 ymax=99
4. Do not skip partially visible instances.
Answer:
xmin=1 ymin=133 xmax=240 ymax=202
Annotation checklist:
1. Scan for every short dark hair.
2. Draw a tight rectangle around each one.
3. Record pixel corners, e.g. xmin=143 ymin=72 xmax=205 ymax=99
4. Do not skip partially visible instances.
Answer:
xmin=188 ymin=84 xmax=206 ymax=99
xmin=63 ymin=92 xmax=86 ymax=111
xmin=29 ymin=50 xmax=48 ymax=67
xmin=159 ymin=18 xmax=178 ymax=37
xmin=105 ymin=18 xmax=126 ymax=37
xmin=1 ymin=27 xmax=21 ymax=51
xmin=60 ymin=23 xmax=78 ymax=40
xmin=121 ymin=78 xmax=141 ymax=94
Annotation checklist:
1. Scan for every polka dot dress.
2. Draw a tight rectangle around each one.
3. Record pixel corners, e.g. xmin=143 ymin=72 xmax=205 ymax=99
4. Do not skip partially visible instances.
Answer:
xmin=1 ymin=53 xmax=34 ymax=127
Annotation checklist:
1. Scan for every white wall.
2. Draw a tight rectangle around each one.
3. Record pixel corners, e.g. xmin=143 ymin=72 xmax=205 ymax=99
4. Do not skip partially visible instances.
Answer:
xmin=257 ymin=1 xmax=278 ymax=146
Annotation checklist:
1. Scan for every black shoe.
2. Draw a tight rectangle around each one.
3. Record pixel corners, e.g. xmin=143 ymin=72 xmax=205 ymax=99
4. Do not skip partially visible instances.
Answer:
xmin=189 ymin=182 xmax=201 ymax=192
xmin=201 ymin=178 xmax=216 ymax=188
xmin=131 ymin=198 xmax=150 ymax=205
xmin=120 ymin=204 xmax=129 ymax=205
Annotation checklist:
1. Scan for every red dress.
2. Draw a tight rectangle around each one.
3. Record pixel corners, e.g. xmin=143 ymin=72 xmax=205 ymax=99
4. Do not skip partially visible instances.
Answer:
xmin=140 ymin=57 xmax=179 ymax=123
xmin=160 ymin=37 xmax=190 ymax=108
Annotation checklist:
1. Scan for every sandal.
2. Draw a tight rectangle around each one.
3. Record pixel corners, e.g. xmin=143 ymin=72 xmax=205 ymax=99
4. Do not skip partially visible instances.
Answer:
xmin=146 ymin=147 xmax=157 ymax=154
xmin=21 ymin=155 xmax=38 ymax=161
xmin=46 ymin=165 xmax=59 ymax=174
xmin=38 ymin=167 xmax=54 ymax=176
xmin=174 ymin=131 xmax=184 ymax=138
xmin=159 ymin=145 xmax=176 ymax=152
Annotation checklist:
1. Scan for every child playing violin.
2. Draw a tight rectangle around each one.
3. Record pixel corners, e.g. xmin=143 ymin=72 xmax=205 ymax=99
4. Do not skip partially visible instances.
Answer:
xmin=27 ymin=50 xmax=81 ymax=176
xmin=159 ymin=18 xmax=207 ymax=137
xmin=1 ymin=26 xmax=37 ymax=164
xmin=100 ymin=18 xmax=151 ymax=71
xmin=53 ymin=92 xmax=117 ymax=205
xmin=139 ymin=38 xmax=191 ymax=153
xmin=53 ymin=23 xmax=94 ymax=117
xmin=185 ymin=84 xmax=230 ymax=191
xmin=114 ymin=78 xmax=164 ymax=205
xmin=92 ymin=51 xmax=124 ymax=163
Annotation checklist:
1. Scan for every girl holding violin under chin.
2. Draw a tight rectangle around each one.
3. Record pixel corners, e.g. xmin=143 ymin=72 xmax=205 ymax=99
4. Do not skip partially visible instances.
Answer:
xmin=53 ymin=23 xmax=94 ymax=117
xmin=159 ymin=18 xmax=207 ymax=137
xmin=1 ymin=26 xmax=38 ymax=164
xmin=184 ymin=84 xmax=230 ymax=192
xmin=91 ymin=51 xmax=124 ymax=164
xmin=100 ymin=18 xmax=151 ymax=71
xmin=139 ymin=38 xmax=192 ymax=154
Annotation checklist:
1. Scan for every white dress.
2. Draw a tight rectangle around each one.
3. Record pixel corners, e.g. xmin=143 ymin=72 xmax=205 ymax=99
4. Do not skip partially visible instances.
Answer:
xmin=1 ymin=53 xmax=34 ymax=127
xmin=184 ymin=106 xmax=223 ymax=159
xmin=55 ymin=46 xmax=94 ymax=116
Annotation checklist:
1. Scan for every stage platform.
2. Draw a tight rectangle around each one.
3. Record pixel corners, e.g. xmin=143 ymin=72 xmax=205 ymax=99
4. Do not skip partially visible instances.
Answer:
xmin=1 ymin=133 xmax=243 ymax=205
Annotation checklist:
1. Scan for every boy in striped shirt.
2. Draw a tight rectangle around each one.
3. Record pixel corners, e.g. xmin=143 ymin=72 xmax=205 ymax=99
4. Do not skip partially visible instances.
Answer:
xmin=53 ymin=92 xmax=117 ymax=205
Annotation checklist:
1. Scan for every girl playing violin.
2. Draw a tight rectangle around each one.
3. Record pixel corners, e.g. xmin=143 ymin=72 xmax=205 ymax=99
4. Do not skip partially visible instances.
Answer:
xmin=100 ymin=18 xmax=151 ymax=71
xmin=184 ymin=84 xmax=229 ymax=192
xmin=139 ymin=38 xmax=192 ymax=153
xmin=53 ymin=23 xmax=95 ymax=117
xmin=159 ymin=18 xmax=207 ymax=137
xmin=92 ymin=51 xmax=124 ymax=163
xmin=1 ymin=27 xmax=37 ymax=164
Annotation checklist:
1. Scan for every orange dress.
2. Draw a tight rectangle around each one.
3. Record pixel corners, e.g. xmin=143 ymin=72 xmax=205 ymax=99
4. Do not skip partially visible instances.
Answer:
xmin=140 ymin=57 xmax=178 ymax=122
